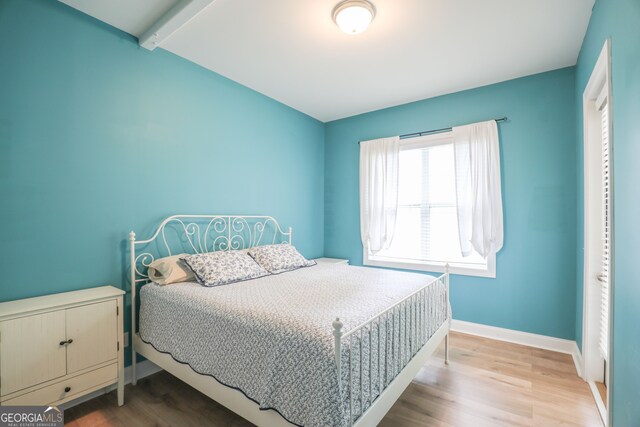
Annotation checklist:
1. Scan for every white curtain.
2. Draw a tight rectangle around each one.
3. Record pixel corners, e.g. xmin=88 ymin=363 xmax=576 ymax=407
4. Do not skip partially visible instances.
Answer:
xmin=453 ymin=120 xmax=504 ymax=258
xmin=360 ymin=136 xmax=400 ymax=254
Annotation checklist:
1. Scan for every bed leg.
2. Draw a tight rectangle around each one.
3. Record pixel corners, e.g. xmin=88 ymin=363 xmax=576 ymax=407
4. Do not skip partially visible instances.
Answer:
xmin=444 ymin=333 xmax=450 ymax=365
xmin=130 ymin=231 xmax=138 ymax=386
xmin=131 ymin=351 xmax=137 ymax=386
xmin=444 ymin=264 xmax=450 ymax=366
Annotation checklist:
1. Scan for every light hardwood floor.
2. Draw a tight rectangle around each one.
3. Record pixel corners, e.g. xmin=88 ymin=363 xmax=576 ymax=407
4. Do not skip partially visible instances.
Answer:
xmin=65 ymin=332 xmax=602 ymax=426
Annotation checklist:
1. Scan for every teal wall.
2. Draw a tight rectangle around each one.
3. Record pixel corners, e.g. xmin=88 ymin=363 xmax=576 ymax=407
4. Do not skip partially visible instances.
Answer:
xmin=574 ymin=0 xmax=640 ymax=425
xmin=325 ymin=68 xmax=578 ymax=340
xmin=0 ymin=0 xmax=325 ymax=353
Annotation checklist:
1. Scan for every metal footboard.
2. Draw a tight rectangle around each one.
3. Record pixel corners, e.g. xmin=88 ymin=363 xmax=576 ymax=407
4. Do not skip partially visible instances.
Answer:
xmin=332 ymin=266 xmax=450 ymax=426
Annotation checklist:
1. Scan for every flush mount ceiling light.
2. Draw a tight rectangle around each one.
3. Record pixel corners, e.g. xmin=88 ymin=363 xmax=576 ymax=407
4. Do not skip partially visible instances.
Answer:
xmin=332 ymin=0 xmax=376 ymax=35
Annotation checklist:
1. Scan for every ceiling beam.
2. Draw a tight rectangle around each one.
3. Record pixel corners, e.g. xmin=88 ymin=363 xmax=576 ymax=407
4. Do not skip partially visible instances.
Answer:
xmin=138 ymin=0 xmax=216 ymax=51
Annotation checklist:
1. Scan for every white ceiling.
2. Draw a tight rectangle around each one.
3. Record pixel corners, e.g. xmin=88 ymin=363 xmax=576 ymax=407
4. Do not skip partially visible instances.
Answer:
xmin=61 ymin=0 xmax=594 ymax=122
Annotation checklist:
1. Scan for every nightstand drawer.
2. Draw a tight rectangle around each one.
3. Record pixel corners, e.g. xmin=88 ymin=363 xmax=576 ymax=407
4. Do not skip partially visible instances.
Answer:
xmin=2 ymin=363 xmax=117 ymax=406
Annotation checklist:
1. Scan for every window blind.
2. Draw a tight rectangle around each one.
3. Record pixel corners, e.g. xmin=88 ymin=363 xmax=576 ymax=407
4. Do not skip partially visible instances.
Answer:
xmin=599 ymin=98 xmax=610 ymax=359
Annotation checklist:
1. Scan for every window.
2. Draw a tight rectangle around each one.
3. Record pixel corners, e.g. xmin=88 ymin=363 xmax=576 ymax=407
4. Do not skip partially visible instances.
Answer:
xmin=364 ymin=133 xmax=495 ymax=277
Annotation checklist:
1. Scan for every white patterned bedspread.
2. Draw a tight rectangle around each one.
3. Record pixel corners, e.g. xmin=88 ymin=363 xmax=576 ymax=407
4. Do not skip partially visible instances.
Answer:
xmin=139 ymin=263 xmax=448 ymax=427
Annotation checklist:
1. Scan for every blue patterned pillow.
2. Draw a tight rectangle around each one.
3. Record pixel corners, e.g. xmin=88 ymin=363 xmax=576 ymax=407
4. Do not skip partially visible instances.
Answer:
xmin=247 ymin=244 xmax=316 ymax=274
xmin=181 ymin=251 xmax=269 ymax=287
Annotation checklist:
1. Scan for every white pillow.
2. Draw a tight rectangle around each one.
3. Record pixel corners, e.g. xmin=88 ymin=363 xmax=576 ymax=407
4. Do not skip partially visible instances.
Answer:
xmin=147 ymin=254 xmax=196 ymax=285
xmin=181 ymin=251 xmax=269 ymax=287
xmin=247 ymin=244 xmax=316 ymax=274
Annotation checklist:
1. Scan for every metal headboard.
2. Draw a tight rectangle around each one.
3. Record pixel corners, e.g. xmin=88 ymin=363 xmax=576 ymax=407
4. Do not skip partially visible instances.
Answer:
xmin=128 ymin=215 xmax=292 ymax=382
xmin=129 ymin=215 xmax=292 ymax=284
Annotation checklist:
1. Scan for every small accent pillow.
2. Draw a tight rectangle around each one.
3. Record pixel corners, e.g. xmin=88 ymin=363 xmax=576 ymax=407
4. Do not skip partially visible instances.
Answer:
xmin=181 ymin=251 xmax=269 ymax=287
xmin=247 ymin=244 xmax=316 ymax=274
xmin=148 ymin=254 xmax=196 ymax=285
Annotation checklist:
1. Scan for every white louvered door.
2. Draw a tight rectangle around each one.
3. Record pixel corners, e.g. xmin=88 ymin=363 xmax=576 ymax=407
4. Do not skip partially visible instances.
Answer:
xmin=583 ymin=41 xmax=611 ymax=419
xmin=597 ymin=92 xmax=610 ymax=360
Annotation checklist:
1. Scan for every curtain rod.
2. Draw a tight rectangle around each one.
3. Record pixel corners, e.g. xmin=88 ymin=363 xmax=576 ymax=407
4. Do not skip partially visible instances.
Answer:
xmin=358 ymin=116 xmax=508 ymax=144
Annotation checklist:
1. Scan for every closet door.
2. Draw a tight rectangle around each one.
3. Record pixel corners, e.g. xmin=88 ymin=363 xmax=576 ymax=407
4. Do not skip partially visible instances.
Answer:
xmin=66 ymin=300 xmax=117 ymax=374
xmin=0 ymin=311 xmax=67 ymax=396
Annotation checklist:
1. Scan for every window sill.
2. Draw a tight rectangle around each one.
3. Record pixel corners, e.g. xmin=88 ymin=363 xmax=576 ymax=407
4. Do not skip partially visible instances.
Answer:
xmin=364 ymin=253 xmax=496 ymax=278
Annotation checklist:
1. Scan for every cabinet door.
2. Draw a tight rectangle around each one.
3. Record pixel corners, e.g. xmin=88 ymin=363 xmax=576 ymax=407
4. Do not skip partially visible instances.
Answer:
xmin=0 ymin=311 xmax=67 ymax=396
xmin=66 ymin=300 xmax=117 ymax=374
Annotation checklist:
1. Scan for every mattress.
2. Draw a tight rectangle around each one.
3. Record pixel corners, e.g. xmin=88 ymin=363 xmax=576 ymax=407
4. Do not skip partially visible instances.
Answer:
xmin=139 ymin=263 xmax=448 ymax=427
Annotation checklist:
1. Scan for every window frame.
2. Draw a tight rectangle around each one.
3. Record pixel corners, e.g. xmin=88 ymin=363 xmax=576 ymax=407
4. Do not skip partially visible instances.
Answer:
xmin=362 ymin=132 xmax=497 ymax=278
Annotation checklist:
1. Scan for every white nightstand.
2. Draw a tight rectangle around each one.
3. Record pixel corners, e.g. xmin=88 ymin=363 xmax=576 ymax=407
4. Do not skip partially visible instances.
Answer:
xmin=0 ymin=286 xmax=125 ymax=407
xmin=314 ymin=257 xmax=349 ymax=265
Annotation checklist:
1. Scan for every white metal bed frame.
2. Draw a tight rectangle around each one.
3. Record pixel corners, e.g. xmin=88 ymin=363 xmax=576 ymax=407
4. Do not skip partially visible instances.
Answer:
xmin=129 ymin=215 xmax=450 ymax=427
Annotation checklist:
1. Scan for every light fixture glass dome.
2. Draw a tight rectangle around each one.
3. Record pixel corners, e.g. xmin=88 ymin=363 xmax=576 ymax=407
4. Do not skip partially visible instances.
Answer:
xmin=332 ymin=0 xmax=376 ymax=35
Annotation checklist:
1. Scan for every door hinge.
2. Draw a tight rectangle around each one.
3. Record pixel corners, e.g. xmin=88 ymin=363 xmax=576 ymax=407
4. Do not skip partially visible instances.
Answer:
xmin=116 ymin=306 xmax=119 ymax=316
xmin=117 ymin=341 xmax=120 ymax=351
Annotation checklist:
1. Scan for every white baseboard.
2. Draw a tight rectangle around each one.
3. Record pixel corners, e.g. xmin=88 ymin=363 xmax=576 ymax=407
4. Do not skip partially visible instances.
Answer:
xmin=129 ymin=359 xmax=164 ymax=382
xmin=588 ymin=380 xmax=607 ymax=423
xmin=572 ymin=342 xmax=584 ymax=378
xmin=451 ymin=319 xmax=583 ymax=377
xmin=61 ymin=360 xmax=162 ymax=410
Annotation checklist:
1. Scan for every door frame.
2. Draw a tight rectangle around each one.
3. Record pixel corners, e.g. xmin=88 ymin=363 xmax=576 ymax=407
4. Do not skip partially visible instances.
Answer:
xmin=581 ymin=39 xmax=613 ymax=426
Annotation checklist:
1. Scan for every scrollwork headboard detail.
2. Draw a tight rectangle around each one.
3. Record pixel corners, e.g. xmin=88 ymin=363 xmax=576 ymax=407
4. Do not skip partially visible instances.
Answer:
xmin=129 ymin=215 xmax=292 ymax=284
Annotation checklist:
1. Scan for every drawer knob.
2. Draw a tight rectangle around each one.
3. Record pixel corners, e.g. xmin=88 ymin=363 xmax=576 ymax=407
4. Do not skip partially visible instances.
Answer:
xmin=64 ymin=386 xmax=71 ymax=393
xmin=59 ymin=339 xmax=73 ymax=346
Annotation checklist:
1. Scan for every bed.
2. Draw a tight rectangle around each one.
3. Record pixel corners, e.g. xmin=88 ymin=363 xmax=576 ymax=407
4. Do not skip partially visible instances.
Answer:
xmin=129 ymin=215 xmax=450 ymax=427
